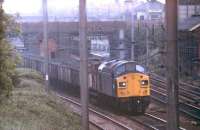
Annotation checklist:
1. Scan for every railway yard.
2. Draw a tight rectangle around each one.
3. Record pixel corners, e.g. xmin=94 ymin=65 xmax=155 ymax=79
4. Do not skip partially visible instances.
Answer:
xmin=53 ymin=77 xmax=200 ymax=130
xmin=54 ymin=75 xmax=200 ymax=130
xmin=21 ymin=55 xmax=200 ymax=130
xmin=65 ymin=78 xmax=199 ymax=129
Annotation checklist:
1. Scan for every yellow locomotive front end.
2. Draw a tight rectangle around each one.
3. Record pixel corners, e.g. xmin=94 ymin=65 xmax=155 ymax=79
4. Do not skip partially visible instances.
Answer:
xmin=97 ymin=60 xmax=150 ymax=113
xmin=116 ymin=73 xmax=150 ymax=98
xmin=114 ymin=63 xmax=150 ymax=113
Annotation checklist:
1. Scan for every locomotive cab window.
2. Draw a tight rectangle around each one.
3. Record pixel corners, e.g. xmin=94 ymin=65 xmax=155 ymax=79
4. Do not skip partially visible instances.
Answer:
xmin=126 ymin=63 xmax=136 ymax=72
xmin=136 ymin=65 xmax=145 ymax=73
xmin=114 ymin=65 xmax=125 ymax=77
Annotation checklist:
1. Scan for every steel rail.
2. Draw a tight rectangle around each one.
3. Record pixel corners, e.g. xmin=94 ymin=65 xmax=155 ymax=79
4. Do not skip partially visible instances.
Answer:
xmin=151 ymin=77 xmax=200 ymax=98
xmin=151 ymin=84 xmax=199 ymax=104
xmin=57 ymin=94 xmax=133 ymax=130
xmin=151 ymin=76 xmax=200 ymax=98
xmin=151 ymin=76 xmax=200 ymax=105
xmin=150 ymin=86 xmax=200 ymax=121
xmin=150 ymin=73 xmax=200 ymax=93
xmin=129 ymin=113 xmax=185 ymax=130
xmin=150 ymin=73 xmax=200 ymax=121
xmin=129 ymin=113 xmax=170 ymax=130
xmin=89 ymin=122 xmax=104 ymax=130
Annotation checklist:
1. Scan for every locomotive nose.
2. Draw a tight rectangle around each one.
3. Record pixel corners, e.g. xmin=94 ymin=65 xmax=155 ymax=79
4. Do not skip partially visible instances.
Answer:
xmin=116 ymin=73 xmax=150 ymax=97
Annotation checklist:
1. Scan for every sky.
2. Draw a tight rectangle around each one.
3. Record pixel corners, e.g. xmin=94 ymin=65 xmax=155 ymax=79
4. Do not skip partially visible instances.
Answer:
xmin=3 ymin=0 xmax=165 ymax=15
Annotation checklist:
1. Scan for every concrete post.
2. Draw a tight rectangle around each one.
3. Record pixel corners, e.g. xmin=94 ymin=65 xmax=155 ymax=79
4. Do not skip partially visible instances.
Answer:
xmin=42 ymin=0 xmax=49 ymax=88
xmin=79 ymin=0 xmax=89 ymax=130
xmin=166 ymin=0 xmax=179 ymax=130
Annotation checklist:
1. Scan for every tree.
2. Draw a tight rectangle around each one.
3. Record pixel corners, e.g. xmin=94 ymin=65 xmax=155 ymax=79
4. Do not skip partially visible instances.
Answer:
xmin=0 ymin=5 xmax=19 ymax=98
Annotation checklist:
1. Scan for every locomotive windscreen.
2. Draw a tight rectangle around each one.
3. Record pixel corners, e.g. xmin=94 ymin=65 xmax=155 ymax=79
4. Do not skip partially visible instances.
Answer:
xmin=136 ymin=65 xmax=145 ymax=73
xmin=115 ymin=65 xmax=125 ymax=76
xmin=114 ymin=63 xmax=145 ymax=77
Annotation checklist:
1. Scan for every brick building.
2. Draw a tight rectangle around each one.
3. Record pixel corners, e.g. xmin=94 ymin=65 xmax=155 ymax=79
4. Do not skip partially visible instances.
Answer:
xmin=21 ymin=21 xmax=130 ymax=61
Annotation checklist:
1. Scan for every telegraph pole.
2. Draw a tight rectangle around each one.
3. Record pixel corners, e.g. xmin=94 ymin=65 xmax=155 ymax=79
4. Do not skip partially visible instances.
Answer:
xmin=42 ymin=0 xmax=49 ymax=88
xmin=166 ymin=0 xmax=179 ymax=130
xmin=79 ymin=0 xmax=89 ymax=130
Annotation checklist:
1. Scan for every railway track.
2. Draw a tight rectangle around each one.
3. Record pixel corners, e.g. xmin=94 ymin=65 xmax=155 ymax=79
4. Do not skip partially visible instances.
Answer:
xmin=56 ymin=89 xmax=187 ymax=130
xmin=57 ymin=92 xmax=180 ymax=130
xmin=151 ymin=87 xmax=200 ymax=120
xmin=150 ymin=73 xmax=200 ymax=121
xmin=57 ymin=94 xmax=133 ymax=130
xmin=130 ymin=113 xmax=185 ymax=130
xmin=151 ymin=74 xmax=200 ymax=102
xmin=130 ymin=113 xmax=166 ymax=130
xmin=150 ymin=73 xmax=200 ymax=98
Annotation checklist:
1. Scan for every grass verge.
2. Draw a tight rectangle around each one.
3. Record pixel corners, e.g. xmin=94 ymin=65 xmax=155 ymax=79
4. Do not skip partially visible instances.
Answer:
xmin=0 ymin=68 xmax=80 ymax=130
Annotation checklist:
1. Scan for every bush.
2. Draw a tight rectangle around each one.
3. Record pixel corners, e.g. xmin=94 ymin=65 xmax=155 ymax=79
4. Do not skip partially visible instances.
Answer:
xmin=13 ymin=68 xmax=44 ymax=86
xmin=0 ymin=8 xmax=19 ymax=98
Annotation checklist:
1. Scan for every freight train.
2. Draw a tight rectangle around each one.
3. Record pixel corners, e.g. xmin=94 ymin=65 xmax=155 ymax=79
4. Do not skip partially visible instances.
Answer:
xmin=23 ymin=55 xmax=150 ymax=113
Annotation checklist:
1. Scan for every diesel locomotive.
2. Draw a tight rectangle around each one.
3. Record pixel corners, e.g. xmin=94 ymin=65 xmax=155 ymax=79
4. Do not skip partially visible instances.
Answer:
xmin=90 ymin=60 xmax=150 ymax=113
xmin=23 ymin=55 xmax=150 ymax=113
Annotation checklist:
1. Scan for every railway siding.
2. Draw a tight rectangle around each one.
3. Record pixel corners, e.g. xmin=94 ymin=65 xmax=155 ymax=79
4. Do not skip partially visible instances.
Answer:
xmin=150 ymin=73 xmax=200 ymax=121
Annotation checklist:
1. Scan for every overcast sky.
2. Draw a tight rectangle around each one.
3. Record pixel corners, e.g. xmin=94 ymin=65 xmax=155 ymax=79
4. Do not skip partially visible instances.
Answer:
xmin=3 ymin=0 xmax=165 ymax=15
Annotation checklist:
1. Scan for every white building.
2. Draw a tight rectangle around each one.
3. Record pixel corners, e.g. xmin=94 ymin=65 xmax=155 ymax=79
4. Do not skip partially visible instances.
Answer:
xmin=134 ymin=0 xmax=164 ymax=21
